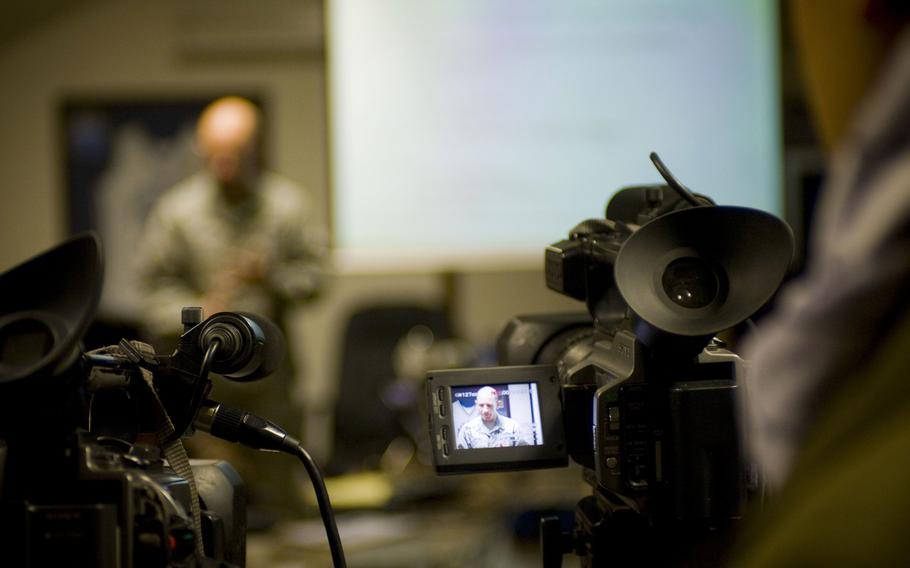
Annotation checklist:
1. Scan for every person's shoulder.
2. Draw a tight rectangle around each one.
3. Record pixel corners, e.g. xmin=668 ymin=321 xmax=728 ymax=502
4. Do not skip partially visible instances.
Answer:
xmin=260 ymin=172 xmax=309 ymax=200
xmin=260 ymin=171 xmax=312 ymax=215
xmin=461 ymin=416 xmax=484 ymax=432
xmin=153 ymin=174 xmax=210 ymax=212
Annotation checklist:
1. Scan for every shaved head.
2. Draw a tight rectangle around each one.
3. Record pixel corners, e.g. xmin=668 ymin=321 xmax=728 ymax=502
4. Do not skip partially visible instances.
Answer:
xmin=476 ymin=387 xmax=498 ymax=403
xmin=196 ymin=96 xmax=261 ymax=195
xmin=476 ymin=387 xmax=499 ymax=424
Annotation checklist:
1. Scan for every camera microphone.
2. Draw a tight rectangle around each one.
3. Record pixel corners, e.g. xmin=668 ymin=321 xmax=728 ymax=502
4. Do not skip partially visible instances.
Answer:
xmin=196 ymin=312 xmax=285 ymax=381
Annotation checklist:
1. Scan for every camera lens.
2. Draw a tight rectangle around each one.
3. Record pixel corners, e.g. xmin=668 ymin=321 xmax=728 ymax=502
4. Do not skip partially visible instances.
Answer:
xmin=661 ymin=257 xmax=719 ymax=309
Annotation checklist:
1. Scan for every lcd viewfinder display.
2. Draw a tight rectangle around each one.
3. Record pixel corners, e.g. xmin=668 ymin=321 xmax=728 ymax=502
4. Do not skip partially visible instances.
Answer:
xmin=450 ymin=383 xmax=544 ymax=449
xmin=427 ymin=365 xmax=567 ymax=473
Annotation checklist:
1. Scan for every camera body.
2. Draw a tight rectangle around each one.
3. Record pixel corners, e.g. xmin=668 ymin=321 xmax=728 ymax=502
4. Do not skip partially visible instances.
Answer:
xmin=0 ymin=234 xmax=285 ymax=567
xmin=1 ymin=431 xmax=244 ymax=567
xmin=428 ymin=182 xmax=793 ymax=564
xmin=495 ymin=314 xmax=747 ymax=522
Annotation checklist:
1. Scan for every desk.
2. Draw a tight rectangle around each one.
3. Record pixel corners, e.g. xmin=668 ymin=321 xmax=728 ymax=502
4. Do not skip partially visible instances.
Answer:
xmin=247 ymin=466 xmax=587 ymax=567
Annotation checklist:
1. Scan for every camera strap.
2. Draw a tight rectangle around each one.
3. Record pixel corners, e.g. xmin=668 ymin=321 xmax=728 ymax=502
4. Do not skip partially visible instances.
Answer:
xmin=87 ymin=341 xmax=206 ymax=563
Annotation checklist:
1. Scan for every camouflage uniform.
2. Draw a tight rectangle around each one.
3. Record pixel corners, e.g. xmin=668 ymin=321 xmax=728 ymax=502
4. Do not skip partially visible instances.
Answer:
xmin=455 ymin=414 xmax=525 ymax=448
xmin=135 ymin=171 xmax=324 ymax=338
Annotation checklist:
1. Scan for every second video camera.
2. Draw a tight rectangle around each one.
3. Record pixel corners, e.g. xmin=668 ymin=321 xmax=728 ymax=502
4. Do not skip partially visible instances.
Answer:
xmin=427 ymin=155 xmax=794 ymax=565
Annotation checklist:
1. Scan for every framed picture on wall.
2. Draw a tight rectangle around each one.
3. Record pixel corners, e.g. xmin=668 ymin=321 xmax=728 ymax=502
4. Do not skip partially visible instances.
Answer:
xmin=60 ymin=95 xmax=265 ymax=337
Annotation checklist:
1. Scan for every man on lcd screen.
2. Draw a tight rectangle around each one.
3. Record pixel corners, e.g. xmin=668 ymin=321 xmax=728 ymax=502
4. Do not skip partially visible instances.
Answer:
xmin=455 ymin=386 xmax=527 ymax=448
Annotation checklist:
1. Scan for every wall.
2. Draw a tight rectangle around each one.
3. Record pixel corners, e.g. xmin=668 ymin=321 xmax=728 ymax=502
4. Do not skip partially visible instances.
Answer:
xmin=0 ymin=0 xmax=580 ymax=460
xmin=0 ymin=0 xmax=327 ymax=264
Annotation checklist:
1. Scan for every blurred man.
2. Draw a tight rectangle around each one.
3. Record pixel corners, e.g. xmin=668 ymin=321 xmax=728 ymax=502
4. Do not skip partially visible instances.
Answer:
xmin=136 ymin=96 xmax=324 ymax=334
xmin=455 ymin=386 xmax=526 ymax=448
xmin=135 ymin=96 xmax=325 ymax=521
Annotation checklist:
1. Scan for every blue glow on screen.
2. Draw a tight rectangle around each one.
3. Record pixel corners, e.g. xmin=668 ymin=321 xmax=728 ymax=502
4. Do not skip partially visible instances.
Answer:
xmin=329 ymin=0 xmax=779 ymax=267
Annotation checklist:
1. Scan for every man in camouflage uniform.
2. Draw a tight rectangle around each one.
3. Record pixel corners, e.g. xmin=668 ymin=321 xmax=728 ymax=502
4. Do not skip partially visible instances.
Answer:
xmin=455 ymin=386 xmax=526 ymax=449
xmin=135 ymin=96 xmax=325 ymax=522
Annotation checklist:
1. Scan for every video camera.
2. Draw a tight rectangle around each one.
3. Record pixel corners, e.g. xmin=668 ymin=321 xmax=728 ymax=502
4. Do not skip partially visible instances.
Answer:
xmin=427 ymin=154 xmax=794 ymax=566
xmin=0 ymin=234 xmax=345 ymax=567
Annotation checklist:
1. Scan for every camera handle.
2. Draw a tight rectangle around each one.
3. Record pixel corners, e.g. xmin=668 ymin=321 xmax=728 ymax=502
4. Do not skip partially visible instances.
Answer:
xmin=649 ymin=152 xmax=713 ymax=208
xmin=195 ymin=399 xmax=347 ymax=568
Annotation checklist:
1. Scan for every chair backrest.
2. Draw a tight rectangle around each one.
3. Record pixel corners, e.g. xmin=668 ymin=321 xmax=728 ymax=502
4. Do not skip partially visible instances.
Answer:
xmin=330 ymin=303 xmax=452 ymax=474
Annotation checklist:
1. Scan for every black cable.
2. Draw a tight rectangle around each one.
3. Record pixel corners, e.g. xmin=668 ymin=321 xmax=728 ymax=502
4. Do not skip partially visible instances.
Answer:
xmin=183 ymin=338 xmax=221 ymax=433
xmin=200 ymin=338 xmax=221 ymax=380
xmin=292 ymin=443 xmax=347 ymax=568
xmin=195 ymin=401 xmax=347 ymax=568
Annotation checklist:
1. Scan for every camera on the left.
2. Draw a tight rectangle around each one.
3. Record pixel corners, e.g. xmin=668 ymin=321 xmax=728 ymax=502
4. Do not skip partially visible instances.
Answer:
xmin=0 ymin=233 xmax=256 ymax=568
